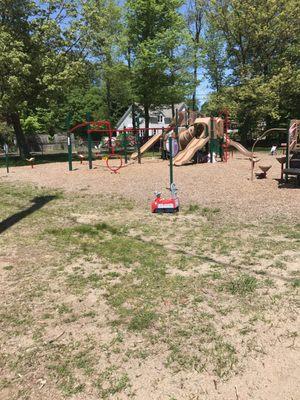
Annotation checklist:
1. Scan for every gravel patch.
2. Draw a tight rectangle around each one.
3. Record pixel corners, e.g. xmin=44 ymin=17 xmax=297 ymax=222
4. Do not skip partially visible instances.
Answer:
xmin=1 ymin=153 xmax=299 ymax=221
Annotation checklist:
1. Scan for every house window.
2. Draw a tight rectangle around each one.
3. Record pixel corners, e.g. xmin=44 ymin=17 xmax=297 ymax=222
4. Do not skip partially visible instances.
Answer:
xmin=164 ymin=117 xmax=171 ymax=124
xmin=158 ymin=115 xmax=163 ymax=123
xmin=150 ymin=117 xmax=158 ymax=124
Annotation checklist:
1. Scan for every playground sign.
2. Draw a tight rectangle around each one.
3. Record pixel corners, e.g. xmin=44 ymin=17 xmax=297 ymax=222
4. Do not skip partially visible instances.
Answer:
xmin=166 ymin=138 xmax=179 ymax=157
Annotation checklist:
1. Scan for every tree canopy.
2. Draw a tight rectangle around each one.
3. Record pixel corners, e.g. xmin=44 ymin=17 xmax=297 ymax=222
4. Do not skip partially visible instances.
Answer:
xmin=0 ymin=0 xmax=299 ymax=155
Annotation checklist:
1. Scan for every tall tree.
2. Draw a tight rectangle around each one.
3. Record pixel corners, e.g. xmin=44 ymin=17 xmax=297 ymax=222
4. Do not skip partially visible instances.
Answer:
xmin=0 ymin=0 xmax=35 ymax=156
xmin=126 ymin=0 xmax=192 ymax=131
xmin=204 ymin=0 xmax=300 ymax=140
xmin=0 ymin=0 xmax=86 ymax=156
xmin=186 ymin=0 xmax=206 ymax=110
xmin=203 ymin=27 xmax=227 ymax=92
xmin=80 ymin=0 xmax=131 ymax=123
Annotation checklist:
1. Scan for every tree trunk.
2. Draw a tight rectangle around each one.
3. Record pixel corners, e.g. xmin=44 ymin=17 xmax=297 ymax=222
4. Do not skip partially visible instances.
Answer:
xmin=105 ymin=78 xmax=112 ymax=120
xmin=105 ymin=53 xmax=113 ymax=120
xmin=9 ymin=112 xmax=30 ymax=158
xmin=192 ymin=57 xmax=198 ymax=111
xmin=239 ymin=119 xmax=250 ymax=146
xmin=144 ymin=104 xmax=150 ymax=138
xmin=131 ymin=103 xmax=135 ymax=129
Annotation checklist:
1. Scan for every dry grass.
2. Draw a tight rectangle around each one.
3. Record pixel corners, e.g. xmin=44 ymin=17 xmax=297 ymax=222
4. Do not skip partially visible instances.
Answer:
xmin=0 ymin=157 xmax=299 ymax=399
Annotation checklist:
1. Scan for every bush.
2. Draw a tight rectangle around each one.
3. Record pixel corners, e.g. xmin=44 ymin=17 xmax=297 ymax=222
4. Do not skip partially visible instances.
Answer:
xmin=21 ymin=116 xmax=42 ymax=135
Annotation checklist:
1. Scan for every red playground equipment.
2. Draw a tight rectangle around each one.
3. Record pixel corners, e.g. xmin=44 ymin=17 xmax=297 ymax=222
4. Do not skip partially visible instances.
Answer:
xmin=68 ymin=119 xmax=122 ymax=172
xmin=151 ymin=183 xmax=179 ymax=213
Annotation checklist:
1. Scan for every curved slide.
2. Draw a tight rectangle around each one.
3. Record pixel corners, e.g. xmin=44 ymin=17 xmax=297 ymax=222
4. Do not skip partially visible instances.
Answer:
xmin=174 ymin=134 xmax=209 ymax=166
xmin=131 ymin=132 xmax=165 ymax=160
xmin=228 ymin=139 xmax=255 ymax=159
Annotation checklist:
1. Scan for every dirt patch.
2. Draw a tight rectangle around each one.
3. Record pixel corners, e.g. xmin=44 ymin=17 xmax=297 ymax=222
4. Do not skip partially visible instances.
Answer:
xmin=0 ymin=172 xmax=299 ymax=400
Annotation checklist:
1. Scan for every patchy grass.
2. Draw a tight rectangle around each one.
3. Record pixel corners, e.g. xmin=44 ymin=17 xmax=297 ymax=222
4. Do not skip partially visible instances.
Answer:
xmin=291 ymin=278 xmax=300 ymax=288
xmin=0 ymin=182 xmax=299 ymax=399
xmin=221 ymin=274 xmax=258 ymax=296
xmin=128 ymin=309 xmax=157 ymax=331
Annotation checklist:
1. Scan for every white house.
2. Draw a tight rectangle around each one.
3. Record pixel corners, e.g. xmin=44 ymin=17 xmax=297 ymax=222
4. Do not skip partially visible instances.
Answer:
xmin=115 ymin=103 xmax=188 ymax=133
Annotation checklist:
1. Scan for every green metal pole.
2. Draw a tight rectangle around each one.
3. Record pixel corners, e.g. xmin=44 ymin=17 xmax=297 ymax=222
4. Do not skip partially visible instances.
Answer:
xmin=285 ymin=120 xmax=290 ymax=182
xmin=66 ymin=113 xmax=72 ymax=171
xmin=86 ymin=112 xmax=92 ymax=170
xmin=169 ymin=136 xmax=174 ymax=187
xmin=210 ymin=117 xmax=214 ymax=163
xmin=175 ymin=109 xmax=179 ymax=141
xmin=136 ymin=115 xmax=141 ymax=164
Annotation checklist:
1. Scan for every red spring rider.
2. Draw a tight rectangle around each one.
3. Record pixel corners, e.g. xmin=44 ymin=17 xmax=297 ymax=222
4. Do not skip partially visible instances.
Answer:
xmin=151 ymin=183 xmax=179 ymax=213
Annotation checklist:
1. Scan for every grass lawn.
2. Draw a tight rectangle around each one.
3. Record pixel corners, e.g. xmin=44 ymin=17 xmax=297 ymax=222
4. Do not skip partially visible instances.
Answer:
xmin=0 ymin=183 xmax=299 ymax=399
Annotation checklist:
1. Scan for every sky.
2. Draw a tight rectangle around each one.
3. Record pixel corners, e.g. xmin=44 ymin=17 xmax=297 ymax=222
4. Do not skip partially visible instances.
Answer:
xmin=197 ymin=72 xmax=212 ymax=107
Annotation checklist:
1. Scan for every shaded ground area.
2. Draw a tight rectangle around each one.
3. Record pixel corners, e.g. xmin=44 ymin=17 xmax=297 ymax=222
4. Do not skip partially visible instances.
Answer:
xmin=0 ymin=156 xmax=299 ymax=399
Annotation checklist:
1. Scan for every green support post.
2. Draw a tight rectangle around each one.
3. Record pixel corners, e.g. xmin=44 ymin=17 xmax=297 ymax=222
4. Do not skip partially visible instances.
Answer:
xmin=219 ymin=136 xmax=224 ymax=161
xmin=86 ymin=112 xmax=93 ymax=170
xmin=66 ymin=113 xmax=72 ymax=171
xmin=175 ymin=109 xmax=179 ymax=141
xmin=169 ymin=136 xmax=174 ymax=187
xmin=136 ymin=115 xmax=141 ymax=164
xmin=285 ymin=121 xmax=290 ymax=182
xmin=4 ymin=143 xmax=9 ymax=173
xmin=209 ymin=117 xmax=214 ymax=163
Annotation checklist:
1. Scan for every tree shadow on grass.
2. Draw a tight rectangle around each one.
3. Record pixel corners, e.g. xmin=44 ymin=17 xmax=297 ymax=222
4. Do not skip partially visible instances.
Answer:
xmin=0 ymin=195 xmax=57 ymax=234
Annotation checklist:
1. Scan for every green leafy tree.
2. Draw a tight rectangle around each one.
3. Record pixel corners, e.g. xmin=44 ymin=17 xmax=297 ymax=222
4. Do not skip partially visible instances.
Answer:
xmin=126 ymin=0 xmax=193 ymax=130
xmin=203 ymin=27 xmax=227 ymax=92
xmin=186 ymin=0 xmax=207 ymax=110
xmin=0 ymin=0 xmax=86 ymax=157
xmin=0 ymin=0 xmax=34 ymax=156
xmin=21 ymin=116 xmax=42 ymax=136
xmin=204 ymin=0 xmax=300 ymax=141
xmin=80 ymin=0 xmax=132 ymax=124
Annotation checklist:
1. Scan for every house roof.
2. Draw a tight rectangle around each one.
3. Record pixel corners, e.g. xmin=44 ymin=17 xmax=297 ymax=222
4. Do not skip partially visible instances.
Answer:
xmin=115 ymin=102 xmax=187 ymax=129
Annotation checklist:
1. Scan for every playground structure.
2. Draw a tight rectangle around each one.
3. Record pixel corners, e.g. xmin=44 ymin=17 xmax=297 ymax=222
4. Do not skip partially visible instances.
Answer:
xmin=1 ymin=109 xmax=299 ymax=186
xmin=35 ymin=108 xmax=299 ymax=181
xmin=67 ymin=117 xmax=173 ymax=173
xmin=128 ymin=113 xmax=300 ymax=185
xmin=67 ymin=119 xmax=115 ymax=172
xmin=283 ymin=120 xmax=300 ymax=184
xmin=131 ymin=114 xmax=259 ymax=167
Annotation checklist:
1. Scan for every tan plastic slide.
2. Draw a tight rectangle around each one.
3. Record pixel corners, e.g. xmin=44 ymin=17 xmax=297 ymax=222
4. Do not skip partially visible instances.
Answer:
xmin=228 ymin=139 xmax=255 ymax=159
xmin=174 ymin=134 xmax=209 ymax=166
xmin=131 ymin=131 xmax=165 ymax=160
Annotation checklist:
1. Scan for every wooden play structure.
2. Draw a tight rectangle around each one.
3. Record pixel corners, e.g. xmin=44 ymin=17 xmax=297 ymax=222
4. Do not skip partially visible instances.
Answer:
xmin=62 ymin=111 xmax=300 ymax=186
xmin=282 ymin=120 xmax=300 ymax=184
xmin=130 ymin=113 xmax=258 ymax=166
